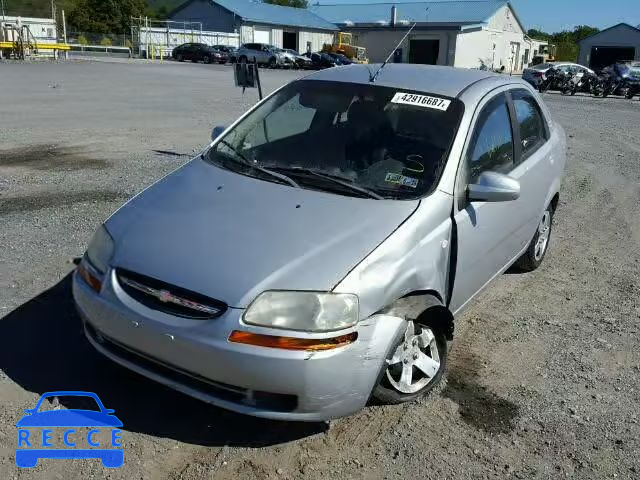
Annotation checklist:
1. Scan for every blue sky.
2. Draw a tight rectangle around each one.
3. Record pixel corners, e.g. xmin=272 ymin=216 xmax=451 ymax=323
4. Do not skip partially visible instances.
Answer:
xmin=509 ymin=0 xmax=638 ymax=33
xmin=319 ymin=1 xmax=639 ymax=33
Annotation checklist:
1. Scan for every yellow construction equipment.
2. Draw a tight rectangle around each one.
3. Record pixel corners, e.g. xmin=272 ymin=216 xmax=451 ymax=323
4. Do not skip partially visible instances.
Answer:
xmin=322 ymin=32 xmax=368 ymax=64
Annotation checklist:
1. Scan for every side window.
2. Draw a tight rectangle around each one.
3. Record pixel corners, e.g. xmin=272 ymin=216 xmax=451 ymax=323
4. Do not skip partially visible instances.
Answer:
xmin=511 ymin=90 xmax=547 ymax=160
xmin=243 ymin=94 xmax=316 ymax=148
xmin=467 ymin=94 xmax=514 ymax=183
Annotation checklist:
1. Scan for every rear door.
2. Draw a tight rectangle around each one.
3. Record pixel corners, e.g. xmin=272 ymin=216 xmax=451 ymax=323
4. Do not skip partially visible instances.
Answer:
xmin=508 ymin=88 xmax=554 ymax=245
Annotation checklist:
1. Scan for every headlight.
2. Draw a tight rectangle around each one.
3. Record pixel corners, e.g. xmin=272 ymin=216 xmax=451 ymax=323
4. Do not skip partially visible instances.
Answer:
xmin=85 ymin=225 xmax=114 ymax=274
xmin=243 ymin=291 xmax=359 ymax=332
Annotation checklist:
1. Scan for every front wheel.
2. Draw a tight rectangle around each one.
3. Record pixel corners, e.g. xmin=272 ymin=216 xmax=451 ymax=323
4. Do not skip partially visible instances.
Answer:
xmin=268 ymin=57 xmax=277 ymax=68
xmin=373 ymin=320 xmax=447 ymax=404
xmin=515 ymin=206 xmax=553 ymax=272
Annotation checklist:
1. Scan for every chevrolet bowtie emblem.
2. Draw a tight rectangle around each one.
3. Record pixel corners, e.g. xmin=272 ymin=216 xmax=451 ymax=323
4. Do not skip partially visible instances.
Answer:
xmin=157 ymin=290 xmax=172 ymax=303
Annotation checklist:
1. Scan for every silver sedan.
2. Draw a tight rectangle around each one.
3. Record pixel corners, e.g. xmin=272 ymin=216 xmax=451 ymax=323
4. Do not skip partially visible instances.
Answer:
xmin=74 ymin=64 xmax=566 ymax=421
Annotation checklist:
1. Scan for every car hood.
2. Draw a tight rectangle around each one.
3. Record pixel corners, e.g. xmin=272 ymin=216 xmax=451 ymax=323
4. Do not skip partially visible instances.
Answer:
xmin=107 ymin=158 xmax=418 ymax=308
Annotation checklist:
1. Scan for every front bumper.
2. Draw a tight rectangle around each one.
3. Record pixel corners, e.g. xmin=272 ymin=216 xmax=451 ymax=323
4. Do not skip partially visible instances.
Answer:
xmin=73 ymin=269 xmax=404 ymax=421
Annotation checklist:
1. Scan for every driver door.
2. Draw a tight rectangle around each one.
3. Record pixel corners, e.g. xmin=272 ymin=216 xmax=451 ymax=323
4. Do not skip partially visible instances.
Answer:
xmin=449 ymin=90 xmax=526 ymax=314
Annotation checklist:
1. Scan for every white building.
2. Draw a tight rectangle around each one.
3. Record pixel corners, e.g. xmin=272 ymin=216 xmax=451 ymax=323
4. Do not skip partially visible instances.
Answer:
xmin=311 ymin=1 xmax=533 ymax=72
xmin=0 ymin=15 xmax=57 ymax=44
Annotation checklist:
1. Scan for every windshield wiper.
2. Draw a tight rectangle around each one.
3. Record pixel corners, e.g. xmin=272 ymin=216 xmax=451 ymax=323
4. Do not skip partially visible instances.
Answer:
xmin=269 ymin=167 xmax=383 ymax=200
xmin=214 ymin=140 xmax=300 ymax=188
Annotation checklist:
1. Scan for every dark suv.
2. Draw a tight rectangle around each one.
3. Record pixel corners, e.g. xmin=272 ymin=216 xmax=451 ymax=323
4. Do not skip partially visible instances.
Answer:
xmin=172 ymin=43 xmax=228 ymax=64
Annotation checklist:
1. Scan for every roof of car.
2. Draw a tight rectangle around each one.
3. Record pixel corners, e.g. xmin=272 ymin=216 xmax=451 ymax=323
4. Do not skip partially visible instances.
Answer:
xmin=302 ymin=63 xmax=502 ymax=98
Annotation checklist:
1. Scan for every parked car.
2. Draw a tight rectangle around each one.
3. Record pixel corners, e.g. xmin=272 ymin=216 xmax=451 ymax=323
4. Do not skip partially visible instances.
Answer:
xmin=282 ymin=48 xmax=313 ymax=69
xmin=212 ymin=45 xmax=237 ymax=62
xmin=74 ymin=64 xmax=566 ymax=421
xmin=523 ymin=62 xmax=593 ymax=89
xmin=304 ymin=51 xmax=338 ymax=69
xmin=235 ymin=43 xmax=292 ymax=68
xmin=172 ymin=43 xmax=228 ymax=64
xmin=326 ymin=52 xmax=353 ymax=66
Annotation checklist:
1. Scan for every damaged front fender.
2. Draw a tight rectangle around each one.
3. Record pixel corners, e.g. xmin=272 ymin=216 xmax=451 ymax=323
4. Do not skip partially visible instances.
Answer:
xmin=333 ymin=190 xmax=454 ymax=321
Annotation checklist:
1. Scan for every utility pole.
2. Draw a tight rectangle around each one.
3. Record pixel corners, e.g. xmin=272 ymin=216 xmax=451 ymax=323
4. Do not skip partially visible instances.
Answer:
xmin=1 ymin=0 xmax=6 ymax=22
xmin=61 ymin=9 xmax=67 ymax=43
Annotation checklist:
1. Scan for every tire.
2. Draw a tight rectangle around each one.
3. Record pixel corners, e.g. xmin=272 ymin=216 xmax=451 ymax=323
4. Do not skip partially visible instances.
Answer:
xmin=176 ymin=53 xmax=184 ymax=62
xmin=268 ymin=57 xmax=277 ymax=69
xmin=203 ymin=55 xmax=211 ymax=64
xmin=373 ymin=317 xmax=448 ymax=405
xmin=515 ymin=205 xmax=553 ymax=272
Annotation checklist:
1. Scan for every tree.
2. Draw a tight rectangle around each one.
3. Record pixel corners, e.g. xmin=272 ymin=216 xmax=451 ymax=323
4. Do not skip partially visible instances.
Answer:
xmin=527 ymin=29 xmax=550 ymax=40
xmin=67 ymin=0 xmax=148 ymax=34
xmin=571 ymin=25 xmax=599 ymax=43
xmin=263 ymin=0 xmax=308 ymax=8
xmin=527 ymin=25 xmax=600 ymax=62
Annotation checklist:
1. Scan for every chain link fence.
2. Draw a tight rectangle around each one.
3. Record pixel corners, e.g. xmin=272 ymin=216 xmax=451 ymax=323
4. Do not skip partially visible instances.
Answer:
xmin=66 ymin=32 xmax=133 ymax=48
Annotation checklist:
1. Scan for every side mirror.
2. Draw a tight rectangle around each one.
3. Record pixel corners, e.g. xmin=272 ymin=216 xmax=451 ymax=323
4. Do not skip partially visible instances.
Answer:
xmin=468 ymin=171 xmax=520 ymax=203
xmin=211 ymin=125 xmax=226 ymax=141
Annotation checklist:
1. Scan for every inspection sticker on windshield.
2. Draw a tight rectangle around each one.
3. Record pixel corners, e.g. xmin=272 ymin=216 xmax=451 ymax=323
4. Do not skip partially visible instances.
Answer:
xmin=391 ymin=92 xmax=451 ymax=111
xmin=385 ymin=173 xmax=419 ymax=188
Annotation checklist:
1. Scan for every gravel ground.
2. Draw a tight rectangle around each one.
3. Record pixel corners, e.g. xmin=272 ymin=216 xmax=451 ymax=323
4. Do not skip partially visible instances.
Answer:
xmin=1 ymin=61 xmax=639 ymax=480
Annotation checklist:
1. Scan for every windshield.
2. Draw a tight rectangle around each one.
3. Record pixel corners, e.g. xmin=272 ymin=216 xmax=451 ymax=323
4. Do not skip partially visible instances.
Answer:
xmin=206 ymin=80 xmax=463 ymax=200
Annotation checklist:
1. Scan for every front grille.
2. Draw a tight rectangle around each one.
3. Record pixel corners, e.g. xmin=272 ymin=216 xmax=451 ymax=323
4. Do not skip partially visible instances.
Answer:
xmin=116 ymin=268 xmax=227 ymax=320
xmin=85 ymin=322 xmax=298 ymax=412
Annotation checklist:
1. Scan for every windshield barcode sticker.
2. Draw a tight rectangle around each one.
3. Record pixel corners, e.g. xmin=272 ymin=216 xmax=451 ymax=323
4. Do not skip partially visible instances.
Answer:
xmin=391 ymin=92 xmax=451 ymax=111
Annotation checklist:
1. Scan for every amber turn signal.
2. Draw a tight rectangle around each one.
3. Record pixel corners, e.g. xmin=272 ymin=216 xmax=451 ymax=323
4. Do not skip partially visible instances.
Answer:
xmin=77 ymin=262 xmax=103 ymax=293
xmin=229 ymin=330 xmax=358 ymax=351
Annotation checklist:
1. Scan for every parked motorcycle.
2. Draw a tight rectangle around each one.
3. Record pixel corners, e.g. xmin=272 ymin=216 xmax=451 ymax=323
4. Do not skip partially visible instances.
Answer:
xmin=538 ymin=67 xmax=572 ymax=93
xmin=599 ymin=63 xmax=640 ymax=98
xmin=566 ymin=70 xmax=604 ymax=96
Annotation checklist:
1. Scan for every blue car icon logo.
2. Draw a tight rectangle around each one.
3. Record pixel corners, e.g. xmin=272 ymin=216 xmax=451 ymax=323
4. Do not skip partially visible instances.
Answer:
xmin=15 ymin=391 xmax=123 ymax=468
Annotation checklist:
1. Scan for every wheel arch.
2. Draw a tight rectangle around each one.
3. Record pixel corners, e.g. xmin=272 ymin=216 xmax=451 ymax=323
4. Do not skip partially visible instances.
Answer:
xmin=381 ymin=290 xmax=455 ymax=340
xmin=550 ymin=192 xmax=560 ymax=213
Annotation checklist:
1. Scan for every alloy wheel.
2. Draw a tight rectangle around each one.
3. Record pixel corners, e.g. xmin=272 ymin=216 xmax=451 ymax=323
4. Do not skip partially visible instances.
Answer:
xmin=534 ymin=211 xmax=551 ymax=261
xmin=385 ymin=321 xmax=441 ymax=394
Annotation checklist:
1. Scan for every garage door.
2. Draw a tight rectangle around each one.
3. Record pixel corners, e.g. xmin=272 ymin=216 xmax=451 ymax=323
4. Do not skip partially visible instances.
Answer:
xmin=254 ymin=27 xmax=270 ymax=44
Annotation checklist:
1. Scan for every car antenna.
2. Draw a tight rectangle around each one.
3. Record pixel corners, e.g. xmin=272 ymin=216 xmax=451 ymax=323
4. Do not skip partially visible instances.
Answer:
xmin=369 ymin=22 xmax=417 ymax=83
